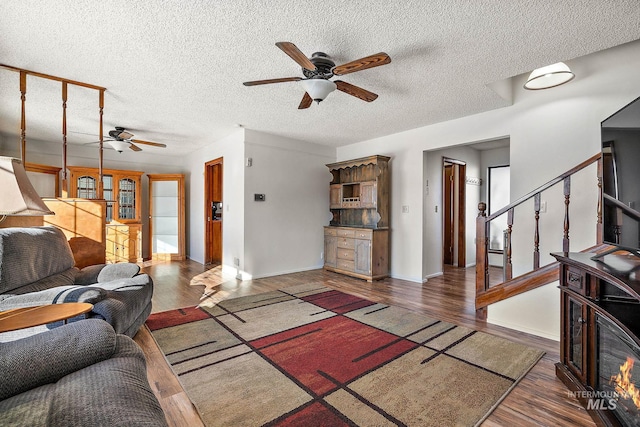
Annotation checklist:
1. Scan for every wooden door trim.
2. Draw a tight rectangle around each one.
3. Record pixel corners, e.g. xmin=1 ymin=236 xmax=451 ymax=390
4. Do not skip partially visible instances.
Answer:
xmin=204 ymin=157 xmax=223 ymax=265
xmin=443 ymin=164 xmax=454 ymax=265
xmin=442 ymin=158 xmax=466 ymax=268
xmin=147 ymin=174 xmax=186 ymax=261
xmin=456 ymin=163 xmax=466 ymax=267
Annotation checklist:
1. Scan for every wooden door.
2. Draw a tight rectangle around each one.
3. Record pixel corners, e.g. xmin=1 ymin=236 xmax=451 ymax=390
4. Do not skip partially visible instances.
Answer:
xmin=443 ymin=164 xmax=454 ymax=265
xmin=443 ymin=160 xmax=466 ymax=267
xmin=354 ymin=238 xmax=372 ymax=274
xmin=324 ymin=235 xmax=337 ymax=267
xmin=205 ymin=158 xmax=223 ymax=264
xmin=359 ymin=181 xmax=377 ymax=208
xmin=147 ymin=174 xmax=185 ymax=261
xmin=330 ymin=184 xmax=343 ymax=208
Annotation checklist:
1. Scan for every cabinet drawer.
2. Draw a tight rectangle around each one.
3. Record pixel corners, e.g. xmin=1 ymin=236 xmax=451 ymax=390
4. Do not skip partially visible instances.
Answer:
xmin=324 ymin=228 xmax=337 ymax=237
xmin=337 ymin=248 xmax=355 ymax=260
xmin=336 ymin=228 xmax=355 ymax=238
xmin=566 ymin=267 xmax=586 ymax=294
xmin=337 ymin=238 xmax=355 ymax=249
xmin=336 ymin=259 xmax=355 ymax=272
xmin=354 ymin=229 xmax=373 ymax=240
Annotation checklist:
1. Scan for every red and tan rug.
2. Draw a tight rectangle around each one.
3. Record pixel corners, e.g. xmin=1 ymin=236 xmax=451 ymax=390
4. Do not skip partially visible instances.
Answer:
xmin=146 ymin=284 xmax=544 ymax=426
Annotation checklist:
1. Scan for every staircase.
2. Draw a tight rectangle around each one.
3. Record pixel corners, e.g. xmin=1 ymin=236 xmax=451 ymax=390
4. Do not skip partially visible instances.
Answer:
xmin=475 ymin=153 xmax=604 ymax=319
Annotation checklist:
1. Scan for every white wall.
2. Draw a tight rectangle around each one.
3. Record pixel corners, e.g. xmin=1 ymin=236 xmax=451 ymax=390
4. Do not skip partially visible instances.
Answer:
xmin=243 ymin=130 xmax=335 ymax=278
xmin=337 ymin=39 xmax=640 ymax=339
xmin=423 ymin=145 xmax=481 ymax=279
xmin=184 ymin=129 xmax=335 ymax=280
xmin=184 ymin=130 xmax=245 ymax=277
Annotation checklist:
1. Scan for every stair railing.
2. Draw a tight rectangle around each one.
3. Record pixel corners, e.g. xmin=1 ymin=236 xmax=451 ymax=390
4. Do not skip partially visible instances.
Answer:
xmin=475 ymin=153 xmax=602 ymax=319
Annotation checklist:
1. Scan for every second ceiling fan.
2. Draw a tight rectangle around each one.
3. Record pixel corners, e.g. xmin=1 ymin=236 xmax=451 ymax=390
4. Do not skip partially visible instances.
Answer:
xmin=80 ymin=127 xmax=168 ymax=152
xmin=243 ymin=42 xmax=391 ymax=109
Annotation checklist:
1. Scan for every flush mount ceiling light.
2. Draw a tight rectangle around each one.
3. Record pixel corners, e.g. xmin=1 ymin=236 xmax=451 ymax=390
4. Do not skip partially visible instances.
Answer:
xmin=300 ymin=79 xmax=337 ymax=103
xmin=524 ymin=62 xmax=575 ymax=90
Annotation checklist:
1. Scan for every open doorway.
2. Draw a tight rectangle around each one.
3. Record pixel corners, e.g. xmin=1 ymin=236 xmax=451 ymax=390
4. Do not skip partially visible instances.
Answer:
xmin=423 ymin=138 xmax=510 ymax=280
xmin=442 ymin=158 xmax=466 ymax=267
xmin=204 ymin=157 xmax=223 ymax=265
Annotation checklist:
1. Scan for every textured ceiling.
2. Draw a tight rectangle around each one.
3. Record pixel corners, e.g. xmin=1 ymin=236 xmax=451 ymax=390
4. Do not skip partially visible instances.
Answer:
xmin=1 ymin=0 xmax=640 ymax=156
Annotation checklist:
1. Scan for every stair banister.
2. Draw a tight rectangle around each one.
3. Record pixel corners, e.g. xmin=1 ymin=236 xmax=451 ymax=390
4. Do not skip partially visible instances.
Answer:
xmin=475 ymin=153 xmax=602 ymax=318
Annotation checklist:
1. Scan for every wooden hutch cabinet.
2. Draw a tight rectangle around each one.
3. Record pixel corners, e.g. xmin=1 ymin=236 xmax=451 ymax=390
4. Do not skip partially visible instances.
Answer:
xmin=67 ymin=166 xmax=143 ymax=263
xmin=324 ymin=155 xmax=390 ymax=281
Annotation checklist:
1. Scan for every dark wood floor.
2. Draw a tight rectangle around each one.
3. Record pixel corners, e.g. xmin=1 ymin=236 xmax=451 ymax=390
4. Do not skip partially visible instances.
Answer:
xmin=135 ymin=259 xmax=595 ymax=427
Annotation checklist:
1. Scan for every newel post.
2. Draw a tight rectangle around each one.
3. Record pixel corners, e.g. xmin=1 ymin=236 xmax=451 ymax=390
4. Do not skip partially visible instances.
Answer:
xmin=476 ymin=202 xmax=488 ymax=320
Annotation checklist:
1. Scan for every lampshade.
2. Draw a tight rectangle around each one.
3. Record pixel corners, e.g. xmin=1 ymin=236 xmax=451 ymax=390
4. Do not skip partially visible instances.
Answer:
xmin=524 ymin=62 xmax=575 ymax=90
xmin=300 ymin=79 xmax=337 ymax=103
xmin=108 ymin=140 xmax=130 ymax=153
xmin=0 ymin=157 xmax=54 ymax=216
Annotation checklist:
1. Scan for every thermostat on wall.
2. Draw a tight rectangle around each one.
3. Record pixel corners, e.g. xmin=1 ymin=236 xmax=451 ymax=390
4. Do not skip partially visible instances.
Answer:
xmin=254 ymin=194 xmax=265 ymax=201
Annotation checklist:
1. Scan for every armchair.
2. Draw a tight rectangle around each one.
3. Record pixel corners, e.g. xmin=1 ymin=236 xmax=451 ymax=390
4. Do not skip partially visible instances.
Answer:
xmin=0 ymin=319 xmax=168 ymax=426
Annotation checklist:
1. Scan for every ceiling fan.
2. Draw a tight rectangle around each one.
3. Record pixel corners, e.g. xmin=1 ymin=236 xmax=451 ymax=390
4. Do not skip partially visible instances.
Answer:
xmin=82 ymin=127 xmax=167 ymax=153
xmin=243 ymin=42 xmax=391 ymax=109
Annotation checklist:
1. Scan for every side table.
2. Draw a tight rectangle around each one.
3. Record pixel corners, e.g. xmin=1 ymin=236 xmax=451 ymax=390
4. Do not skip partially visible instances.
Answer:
xmin=0 ymin=303 xmax=93 ymax=333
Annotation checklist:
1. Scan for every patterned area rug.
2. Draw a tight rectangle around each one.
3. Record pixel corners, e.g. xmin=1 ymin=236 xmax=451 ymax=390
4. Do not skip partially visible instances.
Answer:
xmin=146 ymin=284 xmax=544 ymax=426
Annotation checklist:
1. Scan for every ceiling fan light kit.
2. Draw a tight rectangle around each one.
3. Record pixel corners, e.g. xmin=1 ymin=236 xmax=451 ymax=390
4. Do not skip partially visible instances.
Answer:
xmin=108 ymin=139 xmax=131 ymax=153
xmin=524 ymin=62 xmax=575 ymax=90
xmin=300 ymin=79 xmax=337 ymax=103
xmin=243 ymin=42 xmax=391 ymax=109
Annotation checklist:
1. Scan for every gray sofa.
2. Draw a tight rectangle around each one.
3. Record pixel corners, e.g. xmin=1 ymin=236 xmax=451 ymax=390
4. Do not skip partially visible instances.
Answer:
xmin=0 ymin=319 xmax=168 ymax=426
xmin=0 ymin=226 xmax=153 ymax=341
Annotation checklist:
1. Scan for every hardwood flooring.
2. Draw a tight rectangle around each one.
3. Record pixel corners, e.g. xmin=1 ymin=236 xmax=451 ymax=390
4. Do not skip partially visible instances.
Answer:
xmin=134 ymin=260 xmax=596 ymax=427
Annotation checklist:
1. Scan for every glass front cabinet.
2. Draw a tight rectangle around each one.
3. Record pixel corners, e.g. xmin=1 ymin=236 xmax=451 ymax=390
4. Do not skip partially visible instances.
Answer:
xmin=67 ymin=166 xmax=143 ymax=263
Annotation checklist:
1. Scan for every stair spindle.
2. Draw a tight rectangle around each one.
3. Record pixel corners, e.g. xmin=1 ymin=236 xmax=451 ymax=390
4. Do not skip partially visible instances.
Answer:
xmin=19 ymin=71 xmax=27 ymax=163
xmin=61 ymin=82 xmax=68 ymax=197
xmin=506 ymin=208 xmax=514 ymax=280
xmin=534 ymin=193 xmax=541 ymax=269
xmin=563 ymin=177 xmax=571 ymax=253
xmin=476 ymin=202 xmax=489 ymax=294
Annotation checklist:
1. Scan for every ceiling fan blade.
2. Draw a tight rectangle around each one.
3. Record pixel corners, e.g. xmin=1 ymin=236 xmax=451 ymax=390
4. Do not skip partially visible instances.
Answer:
xmin=118 ymin=130 xmax=134 ymax=140
xmin=243 ymin=77 xmax=302 ymax=86
xmin=275 ymin=42 xmax=316 ymax=71
xmin=129 ymin=143 xmax=142 ymax=152
xmin=332 ymin=52 xmax=391 ymax=76
xmin=298 ymin=92 xmax=313 ymax=109
xmin=131 ymin=139 xmax=167 ymax=148
xmin=335 ymin=81 xmax=378 ymax=102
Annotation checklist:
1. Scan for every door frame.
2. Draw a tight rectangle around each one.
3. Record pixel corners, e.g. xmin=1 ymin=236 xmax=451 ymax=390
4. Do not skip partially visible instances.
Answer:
xmin=204 ymin=157 xmax=223 ymax=265
xmin=442 ymin=157 xmax=466 ymax=268
xmin=147 ymin=174 xmax=186 ymax=261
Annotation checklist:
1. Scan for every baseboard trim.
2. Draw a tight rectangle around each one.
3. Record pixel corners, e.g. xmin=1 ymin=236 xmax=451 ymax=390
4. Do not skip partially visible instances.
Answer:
xmin=390 ymin=273 xmax=424 ymax=283
xmin=486 ymin=317 xmax=560 ymax=341
xmin=423 ymin=271 xmax=444 ymax=282
xmin=248 ymin=264 xmax=324 ymax=280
